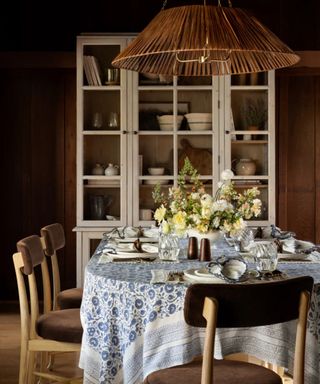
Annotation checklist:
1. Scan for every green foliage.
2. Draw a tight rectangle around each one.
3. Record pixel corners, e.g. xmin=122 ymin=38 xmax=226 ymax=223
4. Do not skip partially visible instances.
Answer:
xmin=242 ymin=97 xmax=267 ymax=128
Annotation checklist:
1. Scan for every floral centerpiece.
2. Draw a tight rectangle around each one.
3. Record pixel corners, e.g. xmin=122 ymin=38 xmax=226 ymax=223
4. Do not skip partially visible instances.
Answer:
xmin=152 ymin=158 xmax=262 ymax=237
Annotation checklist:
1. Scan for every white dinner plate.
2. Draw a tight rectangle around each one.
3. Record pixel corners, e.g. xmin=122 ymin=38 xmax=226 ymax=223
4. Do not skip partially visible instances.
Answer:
xmin=239 ymin=251 xmax=310 ymax=262
xmin=115 ymin=243 xmax=136 ymax=253
xmin=105 ymin=251 xmax=158 ymax=260
xmin=184 ymin=269 xmax=225 ymax=284
xmin=141 ymin=244 xmax=158 ymax=253
xmin=278 ymin=253 xmax=310 ymax=261
xmin=117 ymin=237 xmax=159 ymax=243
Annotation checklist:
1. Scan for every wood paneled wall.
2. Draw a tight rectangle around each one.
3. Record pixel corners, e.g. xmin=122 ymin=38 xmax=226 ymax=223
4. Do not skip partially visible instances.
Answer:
xmin=0 ymin=53 xmax=76 ymax=300
xmin=1 ymin=51 xmax=320 ymax=300
xmin=276 ymin=64 xmax=320 ymax=243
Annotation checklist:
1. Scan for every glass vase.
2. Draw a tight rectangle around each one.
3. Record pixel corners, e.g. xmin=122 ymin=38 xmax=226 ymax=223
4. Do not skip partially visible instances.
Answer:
xmin=158 ymin=229 xmax=180 ymax=261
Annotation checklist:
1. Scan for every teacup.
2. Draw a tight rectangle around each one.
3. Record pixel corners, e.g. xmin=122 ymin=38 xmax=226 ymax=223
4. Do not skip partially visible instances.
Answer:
xmin=139 ymin=209 xmax=153 ymax=221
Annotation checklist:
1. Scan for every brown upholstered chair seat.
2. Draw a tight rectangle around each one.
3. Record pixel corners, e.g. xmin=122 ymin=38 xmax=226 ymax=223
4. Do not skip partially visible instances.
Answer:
xmin=36 ymin=308 xmax=83 ymax=343
xmin=144 ymin=358 xmax=282 ymax=384
xmin=57 ymin=287 xmax=83 ymax=310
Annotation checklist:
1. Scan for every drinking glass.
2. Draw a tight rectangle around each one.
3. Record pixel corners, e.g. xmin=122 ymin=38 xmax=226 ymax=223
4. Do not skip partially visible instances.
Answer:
xmin=92 ymin=112 xmax=103 ymax=129
xmin=251 ymin=241 xmax=278 ymax=273
xmin=158 ymin=230 xmax=180 ymax=261
xmin=108 ymin=112 xmax=119 ymax=129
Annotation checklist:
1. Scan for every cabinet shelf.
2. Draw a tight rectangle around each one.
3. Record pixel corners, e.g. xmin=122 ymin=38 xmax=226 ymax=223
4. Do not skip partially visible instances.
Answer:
xmin=83 ymin=130 xmax=121 ymax=135
xmin=230 ymin=85 xmax=269 ymax=91
xmin=83 ymin=85 xmax=121 ymax=91
xmin=231 ymin=140 xmax=268 ymax=144
xmin=232 ymin=175 xmax=269 ymax=180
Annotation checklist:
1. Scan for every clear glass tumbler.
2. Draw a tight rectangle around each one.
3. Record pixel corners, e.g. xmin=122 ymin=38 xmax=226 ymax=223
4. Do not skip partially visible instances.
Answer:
xmin=158 ymin=230 xmax=180 ymax=261
xmin=252 ymin=241 xmax=278 ymax=273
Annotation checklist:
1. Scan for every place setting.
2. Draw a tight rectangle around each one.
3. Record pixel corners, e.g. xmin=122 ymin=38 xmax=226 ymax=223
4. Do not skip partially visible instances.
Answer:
xmin=99 ymin=238 xmax=159 ymax=263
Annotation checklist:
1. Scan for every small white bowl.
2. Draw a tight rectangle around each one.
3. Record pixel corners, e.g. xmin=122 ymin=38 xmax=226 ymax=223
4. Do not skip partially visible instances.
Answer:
xmin=148 ymin=167 xmax=165 ymax=175
xmin=185 ymin=113 xmax=212 ymax=122
xmin=157 ymin=115 xmax=184 ymax=131
xmin=188 ymin=122 xmax=212 ymax=131
xmin=185 ymin=113 xmax=212 ymax=131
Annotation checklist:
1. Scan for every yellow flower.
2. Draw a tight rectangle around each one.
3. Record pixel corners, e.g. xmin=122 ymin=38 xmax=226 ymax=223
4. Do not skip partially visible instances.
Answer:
xmin=196 ymin=223 xmax=209 ymax=233
xmin=162 ymin=220 xmax=171 ymax=234
xmin=172 ymin=211 xmax=187 ymax=231
xmin=154 ymin=205 xmax=166 ymax=222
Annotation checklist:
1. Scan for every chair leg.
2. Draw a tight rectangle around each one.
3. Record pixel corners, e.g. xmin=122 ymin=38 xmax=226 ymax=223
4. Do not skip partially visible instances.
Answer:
xmin=18 ymin=340 xmax=28 ymax=384
xmin=27 ymin=350 xmax=36 ymax=384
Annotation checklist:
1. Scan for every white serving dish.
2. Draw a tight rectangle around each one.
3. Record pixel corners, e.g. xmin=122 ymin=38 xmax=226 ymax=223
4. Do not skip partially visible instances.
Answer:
xmin=148 ymin=167 xmax=165 ymax=175
xmin=157 ymin=115 xmax=184 ymax=131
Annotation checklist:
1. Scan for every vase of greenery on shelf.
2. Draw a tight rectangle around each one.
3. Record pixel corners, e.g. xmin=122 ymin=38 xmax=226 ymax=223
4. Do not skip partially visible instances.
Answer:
xmin=242 ymin=98 xmax=267 ymax=139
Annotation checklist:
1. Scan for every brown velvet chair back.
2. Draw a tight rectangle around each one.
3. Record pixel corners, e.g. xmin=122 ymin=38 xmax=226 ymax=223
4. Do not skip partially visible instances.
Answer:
xmin=184 ymin=277 xmax=314 ymax=328
xmin=40 ymin=223 xmax=65 ymax=257
xmin=16 ymin=235 xmax=45 ymax=275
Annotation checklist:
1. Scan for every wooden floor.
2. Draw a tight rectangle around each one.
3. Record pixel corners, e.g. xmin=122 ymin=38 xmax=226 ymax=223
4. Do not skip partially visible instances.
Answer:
xmin=0 ymin=302 xmax=82 ymax=384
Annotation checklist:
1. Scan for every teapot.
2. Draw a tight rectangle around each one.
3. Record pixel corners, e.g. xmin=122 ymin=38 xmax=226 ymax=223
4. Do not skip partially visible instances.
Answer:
xmin=233 ymin=158 xmax=256 ymax=176
xmin=104 ymin=163 xmax=119 ymax=176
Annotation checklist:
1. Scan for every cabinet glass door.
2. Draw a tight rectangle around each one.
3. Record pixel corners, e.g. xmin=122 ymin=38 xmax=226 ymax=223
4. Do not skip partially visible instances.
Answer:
xmin=77 ymin=37 xmax=128 ymax=226
xmin=223 ymin=72 xmax=275 ymax=225
xmin=132 ymin=75 xmax=219 ymax=226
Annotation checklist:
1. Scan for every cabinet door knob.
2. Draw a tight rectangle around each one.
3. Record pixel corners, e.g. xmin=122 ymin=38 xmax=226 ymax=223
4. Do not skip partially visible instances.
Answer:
xmin=225 ymin=130 xmax=230 ymax=134
xmin=133 ymin=131 xmax=138 ymax=135
xmin=122 ymin=130 xmax=127 ymax=134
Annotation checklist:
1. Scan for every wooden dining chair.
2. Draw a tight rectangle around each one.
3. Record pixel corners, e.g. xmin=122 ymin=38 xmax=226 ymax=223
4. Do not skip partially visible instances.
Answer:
xmin=14 ymin=234 xmax=83 ymax=384
xmin=40 ymin=223 xmax=83 ymax=310
xmin=144 ymin=277 xmax=313 ymax=384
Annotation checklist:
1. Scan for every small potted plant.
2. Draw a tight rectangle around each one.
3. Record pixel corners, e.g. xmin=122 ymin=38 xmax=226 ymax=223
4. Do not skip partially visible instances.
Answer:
xmin=242 ymin=97 xmax=267 ymax=131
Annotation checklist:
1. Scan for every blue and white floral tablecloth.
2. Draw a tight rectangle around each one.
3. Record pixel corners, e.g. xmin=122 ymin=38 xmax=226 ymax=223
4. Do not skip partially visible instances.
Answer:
xmin=79 ymin=239 xmax=320 ymax=384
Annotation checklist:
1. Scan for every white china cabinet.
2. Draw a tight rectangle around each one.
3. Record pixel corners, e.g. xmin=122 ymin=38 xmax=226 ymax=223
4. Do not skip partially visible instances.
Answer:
xmin=75 ymin=35 xmax=275 ymax=285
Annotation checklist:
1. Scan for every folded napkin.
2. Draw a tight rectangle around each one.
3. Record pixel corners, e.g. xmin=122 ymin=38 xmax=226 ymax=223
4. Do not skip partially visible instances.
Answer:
xmin=280 ymin=238 xmax=296 ymax=254
xmin=150 ymin=269 xmax=184 ymax=284
xmin=280 ymin=238 xmax=315 ymax=255
xmin=98 ymin=253 xmax=115 ymax=263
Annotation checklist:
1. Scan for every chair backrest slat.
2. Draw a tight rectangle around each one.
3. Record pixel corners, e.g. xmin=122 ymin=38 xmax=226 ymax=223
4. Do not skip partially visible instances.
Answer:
xmin=184 ymin=277 xmax=314 ymax=328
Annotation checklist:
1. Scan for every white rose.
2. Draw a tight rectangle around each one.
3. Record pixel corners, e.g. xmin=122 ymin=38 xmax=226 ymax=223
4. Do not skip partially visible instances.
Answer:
xmin=201 ymin=194 xmax=213 ymax=207
xmin=221 ymin=169 xmax=234 ymax=181
xmin=212 ymin=199 xmax=232 ymax=212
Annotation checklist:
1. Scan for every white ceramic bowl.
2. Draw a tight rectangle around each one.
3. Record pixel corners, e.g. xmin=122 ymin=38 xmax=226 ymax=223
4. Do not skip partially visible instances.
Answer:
xmin=157 ymin=115 xmax=184 ymax=131
xmin=148 ymin=167 xmax=165 ymax=175
xmin=185 ymin=113 xmax=212 ymax=122
xmin=185 ymin=113 xmax=212 ymax=131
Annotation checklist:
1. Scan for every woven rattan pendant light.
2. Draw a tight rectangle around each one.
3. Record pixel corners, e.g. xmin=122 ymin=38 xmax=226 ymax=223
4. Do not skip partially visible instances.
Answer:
xmin=112 ymin=1 xmax=299 ymax=76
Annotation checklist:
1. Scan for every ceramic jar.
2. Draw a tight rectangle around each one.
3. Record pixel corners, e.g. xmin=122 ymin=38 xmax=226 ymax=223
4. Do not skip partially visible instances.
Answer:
xmin=104 ymin=163 xmax=119 ymax=176
xmin=235 ymin=158 xmax=256 ymax=176
xmin=92 ymin=163 xmax=104 ymax=175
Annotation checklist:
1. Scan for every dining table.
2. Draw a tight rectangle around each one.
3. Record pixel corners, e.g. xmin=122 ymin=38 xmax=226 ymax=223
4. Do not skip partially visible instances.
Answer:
xmin=79 ymin=236 xmax=320 ymax=384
